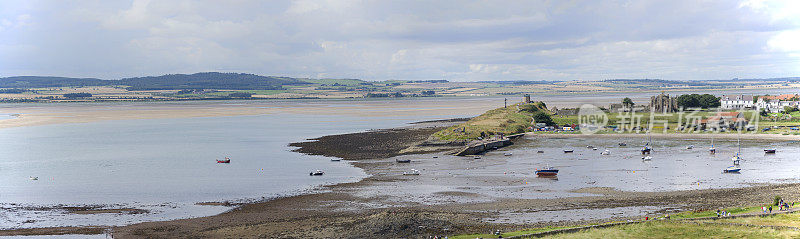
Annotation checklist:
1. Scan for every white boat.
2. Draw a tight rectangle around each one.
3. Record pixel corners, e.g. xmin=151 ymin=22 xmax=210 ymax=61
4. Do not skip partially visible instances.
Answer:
xmin=732 ymin=134 xmax=742 ymax=165
xmin=601 ymin=149 xmax=610 ymax=155
xmin=723 ymin=165 xmax=741 ymax=173
xmin=642 ymin=156 xmax=653 ymax=161
xmin=473 ymin=156 xmax=481 ymax=159
xmin=403 ymin=169 xmax=420 ymax=175
xmin=330 ymin=158 xmax=341 ymax=162
xmin=503 ymin=153 xmax=513 ymax=156
xmin=709 ymin=136 xmax=716 ymax=154
xmin=686 ymin=145 xmax=694 ymax=149
xmin=29 ymin=176 xmax=38 ymax=181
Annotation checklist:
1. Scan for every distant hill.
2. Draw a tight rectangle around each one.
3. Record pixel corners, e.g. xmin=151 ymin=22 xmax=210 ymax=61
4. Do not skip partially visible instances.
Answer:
xmin=118 ymin=72 xmax=309 ymax=90
xmin=0 ymin=76 xmax=110 ymax=88
xmin=0 ymin=72 xmax=310 ymax=90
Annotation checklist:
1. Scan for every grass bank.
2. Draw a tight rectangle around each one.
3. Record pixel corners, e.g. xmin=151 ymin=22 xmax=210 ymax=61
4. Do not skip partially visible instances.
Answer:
xmin=432 ymin=102 xmax=548 ymax=141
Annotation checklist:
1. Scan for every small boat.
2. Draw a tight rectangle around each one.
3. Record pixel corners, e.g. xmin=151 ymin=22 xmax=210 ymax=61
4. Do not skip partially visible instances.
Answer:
xmin=642 ymin=156 xmax=653 ymax=161
xmin=473 ymin=156 xmax=481 ymax=159
xmin=601 ymin=149 xmax=610 ymax=155
xmin=764 ymin=149 xmax=776 ymax=154
xmin=309 ymin=170 xmax=324 ymax=176
xmin=503 ymin=153 xmax=513 ymax=156
xmin=586 ymin=145 xmax=594 ymax=149
xmin=330 ymin=158 xmax=341 ymax=162
xmin=686 ymin=145 xmax=694 ymax=149
xmin=403 ymin=169 xmax=420 ymax=175
xmin=396 ymin=158 xmax=411 ymax=163
xmin=619 ymin=142 xmax=627 ymax=146
xmin=535 ymin=167 xmax=559 ymax=176
xmin=723 ymin=166 xmax=741 ymax=173
xmin=592 ymin=147 xmax=598 ymax=151
xmin=537 ymin=150 xmax=544 ymax=153
xmin=217 ymin=157 xmax=231 ymax=163
xmin=563 ymin=149 xmax=574 ymax=153
xmin=732 ymin=135 xmax=742 ymax=165
xmin=432 ymin=156 xmax=439 ymax=158
xmin=641 ymin=147 xmax=651 ymax=154
xmin=29 ymin=176 xmax=38 ymax=181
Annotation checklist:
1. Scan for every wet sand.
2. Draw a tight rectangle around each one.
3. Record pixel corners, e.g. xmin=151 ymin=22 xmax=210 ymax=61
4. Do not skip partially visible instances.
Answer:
xmin=103 ymin=126 xmax=800 ymax=238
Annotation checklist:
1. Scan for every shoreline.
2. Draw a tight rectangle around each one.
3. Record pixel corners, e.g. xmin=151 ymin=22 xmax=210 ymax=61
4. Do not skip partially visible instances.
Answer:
xmin=6 ymin=119 xmax=800 ymax=238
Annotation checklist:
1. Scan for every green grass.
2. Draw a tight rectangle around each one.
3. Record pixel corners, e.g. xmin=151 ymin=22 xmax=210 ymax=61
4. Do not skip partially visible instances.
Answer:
xmin=432 ymin=103 xmax=541 ymax=140
xmin=548 ymin=221 xmax=800 ymax=239
xmin=717 ymin=212 xmax=800 ymax=228
xmin=670 ymin=205 xmax=764 ymax=219
xmin=449 ymin=226 xmax=574 ymax=239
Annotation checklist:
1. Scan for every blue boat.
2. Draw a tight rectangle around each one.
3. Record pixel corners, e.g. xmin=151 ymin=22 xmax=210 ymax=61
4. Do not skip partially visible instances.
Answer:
xmin=535 ymin=167 xmax=559 ymax=176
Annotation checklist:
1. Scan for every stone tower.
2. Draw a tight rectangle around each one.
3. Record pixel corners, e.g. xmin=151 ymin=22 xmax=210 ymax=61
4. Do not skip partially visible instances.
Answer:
xmin=524 ymin=94 xmax=531 ymax=103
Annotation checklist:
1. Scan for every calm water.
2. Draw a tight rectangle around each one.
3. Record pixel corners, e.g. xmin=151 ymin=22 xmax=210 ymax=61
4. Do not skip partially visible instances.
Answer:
xmin=0 ymin=99 xmax=481 ymax=229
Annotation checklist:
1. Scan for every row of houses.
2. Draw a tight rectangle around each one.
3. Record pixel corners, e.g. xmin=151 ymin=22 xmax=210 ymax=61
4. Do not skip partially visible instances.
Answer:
xmin=721 ymin=94 xmax=800 ymax=113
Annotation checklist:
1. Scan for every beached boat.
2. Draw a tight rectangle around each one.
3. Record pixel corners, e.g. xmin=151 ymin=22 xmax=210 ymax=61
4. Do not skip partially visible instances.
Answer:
xmin=403 ymin=169 xmax=420 ymax=175
xmin=309 ymin=170 xmax=324 ymax=176
xmin=642 ymin=156 xmax=653 ymax=161
xmin=586 ymin=145 xmax=594 ymax=149
xmin=217 ymin=157 xmax=231 ymax=163
xmin=723 ymin=165 xmax=741 ymax=173
xmin=29 ymin=176 xmax=38 ymax=181
xmin=619 ymin=142 xmax=627 ymax=146
xmin=473 ymin=156 xmax=481 ymax=159
xmin=535 ymin=167 xmax=559 ymax=176
xmin=686 ymin=145 xmax=694 ymax=149
xmin=592 ymin=147 xmax=598 ymax=151
xmin=396 ymin=158 xmax=411 ymax=163
xmin=601 ymin=149 xmax=610 ymax=155
xmin=764 ymin=149 xmax=776 ymax=154
xmin=563 ymin=149 xmax=574 ymax=153
xmin=330 ymin=158 xmax=341 ymax=162
xmin=504 ymin=153 xmax=513 ymax=156
xmin=537 ymin=150 xmax=544 ymax=153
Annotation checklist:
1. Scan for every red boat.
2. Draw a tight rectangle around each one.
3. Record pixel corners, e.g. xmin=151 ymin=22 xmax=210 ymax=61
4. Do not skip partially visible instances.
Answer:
xmin=217 ymin=157 xmax=231 ymax=163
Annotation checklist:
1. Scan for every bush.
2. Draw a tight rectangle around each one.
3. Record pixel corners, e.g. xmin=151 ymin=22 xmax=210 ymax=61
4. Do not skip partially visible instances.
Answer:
xmin=63 ymin=93 xmax=92 ymax=98
xmin=519 ymin=104 xmax=540 ymax=113
xmin=228 ymin=92 xmax=252 ymax=98
xmin=532 ymin=111 xmax=554 ymax=126
xmin=774 ymin=196 xmax=782 ymax=206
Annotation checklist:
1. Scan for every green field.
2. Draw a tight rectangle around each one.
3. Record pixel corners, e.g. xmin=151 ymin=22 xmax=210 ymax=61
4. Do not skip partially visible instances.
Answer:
xmin=432 ymin=102 xmax=547 ymax=140
xmin=451 ymin=205 xmax=799 ymax=238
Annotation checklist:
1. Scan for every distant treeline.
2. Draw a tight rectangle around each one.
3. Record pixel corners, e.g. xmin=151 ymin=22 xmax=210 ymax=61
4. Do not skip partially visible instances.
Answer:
xmin=0 ymin=72 xmax=310 ymax=91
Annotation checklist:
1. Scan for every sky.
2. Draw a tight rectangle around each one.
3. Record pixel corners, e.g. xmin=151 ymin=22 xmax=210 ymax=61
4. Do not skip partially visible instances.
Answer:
xmin=0 ymin=0 xmax=799 ymax=81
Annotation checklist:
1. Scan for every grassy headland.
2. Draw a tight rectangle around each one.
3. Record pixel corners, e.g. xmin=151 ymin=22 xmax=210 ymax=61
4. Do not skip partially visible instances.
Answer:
xmin=432 ymin=101 xmax=549 ymax=140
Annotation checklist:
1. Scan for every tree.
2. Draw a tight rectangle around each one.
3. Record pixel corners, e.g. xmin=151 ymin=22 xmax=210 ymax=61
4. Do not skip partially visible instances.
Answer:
xmin=622 ymin=97 xmax=634 ymax=108
xmin=532 ymin=111 xmax=554 ymax=126
xmin=698 ymin=94 xmax=721 ymax=108
xmin=676 ymin=94 xmax=720 ymax=109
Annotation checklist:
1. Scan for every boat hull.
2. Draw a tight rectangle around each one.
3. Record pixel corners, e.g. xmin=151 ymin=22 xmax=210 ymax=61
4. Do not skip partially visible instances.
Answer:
xmin=535 ymin=170 xmax=559 ymax=176
xmin=764 ymin=149 xmax=776 ymax=154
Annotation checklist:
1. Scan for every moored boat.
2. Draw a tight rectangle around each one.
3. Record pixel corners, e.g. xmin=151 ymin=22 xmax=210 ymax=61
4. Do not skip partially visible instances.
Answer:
xmin=504 ymin=153 xmax=513 ymax=156
xmin=563 ymin=149 xmax=574 ymax=153
xmin=535 ymin=167 xmax=559 ymax=177
xmin=331 ymin=158 xmax=341 ymax=162
xmin=217 ymin=157 xmax=231 ymax=163
xmin=642 ymin=155 xmax=653 ymax=161
xmin=723 ymin=166 xmax=741 ymax=173
xmin=601 ymin=149 xmax=610 ymax=155
xmin=619 ymin=142 xmax=627 ymax=146
xmin=29 ymin=176 xmax=38 ymax=181
xmin=396 ymin=158 xmax=411 ymax=163
xmin=764 ymin=149 xmax=776 ymax=154
xmin=309 ymin=170 xmax=324 ymax=176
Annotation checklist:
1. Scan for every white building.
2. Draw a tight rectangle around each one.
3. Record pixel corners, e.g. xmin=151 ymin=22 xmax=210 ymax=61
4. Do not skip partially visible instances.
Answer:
xmin=754 ymin=94 xmax=800 ymax=113
xmin=720 ymin=95 xmax=754 ymax=110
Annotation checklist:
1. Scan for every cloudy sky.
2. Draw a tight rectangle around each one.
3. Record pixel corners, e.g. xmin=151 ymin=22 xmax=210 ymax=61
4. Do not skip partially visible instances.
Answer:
xmin=1 ymin=0 xmax=799 ymax=81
